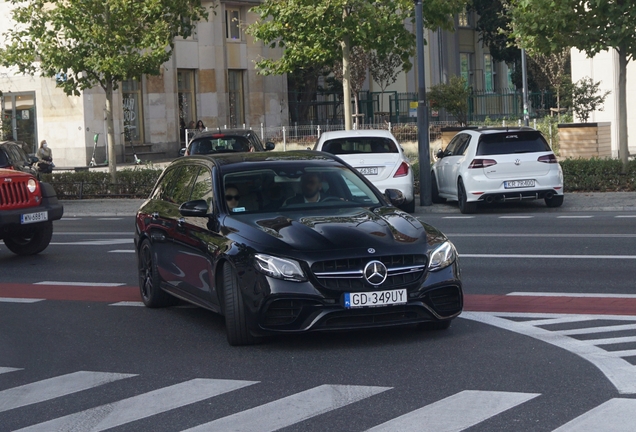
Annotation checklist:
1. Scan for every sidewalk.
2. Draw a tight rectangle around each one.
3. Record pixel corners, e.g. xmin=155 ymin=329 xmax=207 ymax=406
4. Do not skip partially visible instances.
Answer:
xmin=59 ymin=192 xmax=636 ymax=217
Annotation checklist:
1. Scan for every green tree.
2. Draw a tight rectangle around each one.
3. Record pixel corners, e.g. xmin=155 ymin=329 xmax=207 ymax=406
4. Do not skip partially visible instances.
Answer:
xmin=247 ymin=0 xmax=464 ymax=130
xmin=571 ymin=77 xmax=611 ymax=123
xmin=0 ymin=0 xmax=210 ymax=182
xmin=427 ymin=76 xmax=470 ymax=126
xmin=369 ymin=51 xmax=403 ymax=115
xmin=509 ymin=0 xmax=636 ymax=171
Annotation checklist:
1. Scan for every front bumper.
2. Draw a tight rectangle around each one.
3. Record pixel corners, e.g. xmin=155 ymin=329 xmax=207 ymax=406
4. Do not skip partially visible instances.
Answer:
xmin=0 ymin=187 xmax=63 ymax=239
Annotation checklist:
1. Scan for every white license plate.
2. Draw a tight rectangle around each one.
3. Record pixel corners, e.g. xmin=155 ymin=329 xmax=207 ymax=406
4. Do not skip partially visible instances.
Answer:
xmin=344 ymin=288 xmax=407 ymax=309
xmin=504 ymin=179 xmax=535 ymax=189
xmin=357 ymin=167 xmax=378 ymax=175
xmin=21 ymin=211 xmax=48 ymax=224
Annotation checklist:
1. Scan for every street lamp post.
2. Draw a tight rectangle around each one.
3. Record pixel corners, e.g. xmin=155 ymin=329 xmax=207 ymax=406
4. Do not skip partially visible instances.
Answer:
xmin=415 ymin=0 xmax=431 ymax=206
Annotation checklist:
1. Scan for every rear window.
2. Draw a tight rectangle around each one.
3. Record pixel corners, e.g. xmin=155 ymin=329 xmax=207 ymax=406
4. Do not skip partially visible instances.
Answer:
xmin=476 ymin=131 xmax=551 ymax=156
xmin=189 ymin=136 xmax=252 ymax=154
xmin=321 ymin=137 xmax=398 ymax=155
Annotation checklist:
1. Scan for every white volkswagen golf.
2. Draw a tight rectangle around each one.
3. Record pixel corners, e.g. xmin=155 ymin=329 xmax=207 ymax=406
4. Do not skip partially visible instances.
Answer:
xmin=431 ymin=127 xmax=563 ymax=214
xmin=314 ymin=129 xmax=415 ymax=212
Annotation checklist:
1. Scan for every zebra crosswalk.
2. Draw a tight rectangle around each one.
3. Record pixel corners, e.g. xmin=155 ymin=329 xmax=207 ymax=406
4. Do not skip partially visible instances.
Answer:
xmin=0 ymin=366 xmax=634 ymax=431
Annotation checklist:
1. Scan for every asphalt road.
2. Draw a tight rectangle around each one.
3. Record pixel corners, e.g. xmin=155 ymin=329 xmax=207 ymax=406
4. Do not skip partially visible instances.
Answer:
xmin=1 ymin=208 xmax=635 ymax=431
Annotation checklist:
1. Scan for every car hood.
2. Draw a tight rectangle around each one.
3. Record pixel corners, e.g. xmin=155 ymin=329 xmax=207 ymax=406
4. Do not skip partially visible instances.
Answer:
xmin=223 ymin=207 xmax=447 ymax=254
xmin=0 ymin=167 xmax=33 ymax=178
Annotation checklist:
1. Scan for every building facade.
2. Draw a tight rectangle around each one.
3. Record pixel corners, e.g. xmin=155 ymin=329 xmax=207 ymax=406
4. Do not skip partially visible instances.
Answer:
xmin=0 ymin=0 xmax=288 ymax=167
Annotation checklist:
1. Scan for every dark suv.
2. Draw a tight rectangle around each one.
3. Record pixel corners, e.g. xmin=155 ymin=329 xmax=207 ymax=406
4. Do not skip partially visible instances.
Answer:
xmin=179 ymin=129 xmax=275 ymax=156
xmin=0 ymin=168 xmax=64 ymax=255
xmin=0 ymin=141 xmax=39 ymax=178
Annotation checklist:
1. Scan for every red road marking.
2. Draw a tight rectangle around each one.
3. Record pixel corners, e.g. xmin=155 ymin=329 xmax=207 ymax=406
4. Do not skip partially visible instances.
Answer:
xmin=2 ymin=284 xmax=636 ymax=315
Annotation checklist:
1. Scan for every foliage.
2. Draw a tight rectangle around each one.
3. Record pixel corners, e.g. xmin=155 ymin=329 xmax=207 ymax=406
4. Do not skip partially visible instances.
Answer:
xmin=528 ymin=48 xmax=571 ymax=110
xmin=470 ymin=0 xmax=519 ymax=65
xmin=427 ymin=76 xmax=470 ymax=126
xmin=561 ymin=158 xmax=636 ymax=192
xmin=0 ymin=0 xmax=211 ymax=181
xmin=571 ymin=77 xmax=611 ymax=123
xmin=331 ymin=46 xmax=369 ymax=127
xmin=369 ymin=51 xmax=403 ymax=110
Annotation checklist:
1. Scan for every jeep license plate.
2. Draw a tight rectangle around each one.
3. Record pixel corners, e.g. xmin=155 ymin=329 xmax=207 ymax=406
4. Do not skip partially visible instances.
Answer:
xmin=21 ymin=211 xmax=48 ymax=224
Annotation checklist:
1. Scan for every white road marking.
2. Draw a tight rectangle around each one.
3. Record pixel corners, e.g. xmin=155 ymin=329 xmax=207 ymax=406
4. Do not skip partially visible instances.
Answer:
xmin=60 ymin=218 xmax=82 ymax=221
xmin=462 ymin=312 xmax=636 ymax=394
xmin=98 ymin=218 xmax=123 ymax=220
xmin=53 ymin=232 xmax=132 ymax=236
xmin=615 ymin=215 xmax=636 ymax=218
xmin=34 ymin=281 xmax=125 ymax=287
xmin=183 ymin=384 xmax=391 ymax=432
xmin=520 ymin=316 xmax=598 ymax=326
xmin=0 ymin=298 xmax=44 ymax=303
xmin=108 ymin=250 xmax=135 ymax=253
xmin=605 ymin=349 xmax=636 ymax=358
xmin=508 ymin=292 xmax=636 ymax=298
xmin=0 ymin=367 xmax=22 ymax=375
xmin=366 ymin=390 xmax=539 ymax=432
xmin=557 ymin=215 xmax=594 ymax=218
xmin=50 ymin=239 xmax=133 ymax=246
xmin=109 ymin=301 xmax=145 ymax=307
xmin=585 ymin=336 xmax=636 ymax=346
xmin=460 ymin=254 xmax=636 ymax=259
xmin=552 ymin=398 xmax=636 ymax=432
xmin=554 ymin=324 xmax=636 ymax=336
xmin=0 ymin=371 xmax=136 ymax=413
xmin=16 ymin=378 xmax=257 ymax=432
xmin=499 ymin=216 xmax=534 ymax=219
xmin=442 ymin=216 xmax=475 ymax=219
xmin=447 ymin=233 xmax=636 ymax=238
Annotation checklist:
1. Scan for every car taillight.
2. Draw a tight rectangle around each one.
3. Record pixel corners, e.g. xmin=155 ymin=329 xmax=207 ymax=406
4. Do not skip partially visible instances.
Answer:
xmin=468 ymin=159 xmax=497 ymax=169
xmin=394 ymin=161 xmax=409 ymax=177
xmin=538 ymin=154 xmax=558 ymax=163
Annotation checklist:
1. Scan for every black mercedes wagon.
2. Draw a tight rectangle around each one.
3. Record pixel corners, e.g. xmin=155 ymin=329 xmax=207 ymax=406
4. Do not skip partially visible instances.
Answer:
xmin=134 ymin=151 xmax=463 ymax=345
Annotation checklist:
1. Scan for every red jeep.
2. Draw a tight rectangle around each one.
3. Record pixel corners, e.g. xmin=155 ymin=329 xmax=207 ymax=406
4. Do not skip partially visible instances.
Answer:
xmin=0 ymin=168 xmax=64 ymax=255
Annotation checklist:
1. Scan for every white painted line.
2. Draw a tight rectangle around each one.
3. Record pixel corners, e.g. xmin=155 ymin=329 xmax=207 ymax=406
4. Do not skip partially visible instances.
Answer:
xmin=366 ymin=390 xmax=539 ymax=432
xmin=108 ymin=250 xmax=135 ymax=253
xmin=0 ymin=367 xmax=22 ymax=375
xmin=109 ymin=302 xmax=145 ymax=307
xmin=586 ymin=336 xmax=636 ymax=346
xmin=183 ymin=384 xmax=391 ymax=432
xmin=448 ymin=233 xmax=636 ymax=238
xmin=0 ymin=298 xmax=45 ymax=304
xmin=484 ymin=312 xmax=636 ymax=321
xmin=557 ymin=215 xmax=594 ymax=219
xmin=462 ymin=312 xmax=636 ymax=394
xmin=0 ymin=371 xmax=136 ymax=413
xmin=60 ymin=218 xmax=82 ymax=221
xmin=521 ymin=316 xmax=597 ymax=327
xmin=98 ymin=218 xmax=123 ymax=220
xmin=53 ymin=232 xmax=133 ymax=236
xmin=508 ymin=292 xmax=636 ymax=299
xmin=442 ymin=216 xmax=475 ymax=219
xmin=605 ymin=349 xmax=636 ymax=358
xmin=555 ymin=324 xmax=636 ymax=336
xmin=498 ymin=216 xmax=534 ymax=219
xmin=16 ymin=378 xmax=257 ymax=432
xmin=615 ymin=215 xmax=636 ymax=218
xmin=552 ymin=398 xmax=636 ymax=431
xmin=50 ymin=239 xmax=133 ymax=246
xmin=34 ymin=281 xmax=125 ymax=287
xmin=461 ymin=254 xmax=636 ymax=259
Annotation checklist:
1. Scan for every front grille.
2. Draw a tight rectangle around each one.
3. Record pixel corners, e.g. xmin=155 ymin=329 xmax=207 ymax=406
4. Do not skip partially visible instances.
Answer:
xmin=427 ymin=286 xmax=462 ymax=315
xmin=323 ymin=310 xmax=420 ymax=328
xmin=262 ymin=299 xmax=320 ymax=326
xmin=311 ymin=255 xmax=427 ymax=291
xmin=0 ymin=179 xmax=30 ymax=208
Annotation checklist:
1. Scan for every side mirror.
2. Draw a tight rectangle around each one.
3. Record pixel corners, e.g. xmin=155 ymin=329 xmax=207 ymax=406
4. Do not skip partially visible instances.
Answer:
xmin=436 ymin=149 xmax=444 ymax=159
xmin=178 ymin=148 xmax=186 ymax=157
xmin=265 ymin=142 xmax=275 ymax=151
xmin=384 ymin=189 xmax=405 ymax=207
xmin=179 ymin=199 xmax=210 ymax=217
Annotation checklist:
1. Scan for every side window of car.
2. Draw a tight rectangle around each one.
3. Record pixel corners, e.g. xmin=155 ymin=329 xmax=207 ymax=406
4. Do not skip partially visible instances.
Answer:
xmin=455 ymin=135 xmax=471 ymax=156
xmin=153 ymin=165 xmax=199 ymax=204
xmin=247 ymin=133 xmax=262 ymax=151
xmin=445 ymin=135 xmax=461 ymax=156
xmin=190 ymin=168 xmax=213 ymax=208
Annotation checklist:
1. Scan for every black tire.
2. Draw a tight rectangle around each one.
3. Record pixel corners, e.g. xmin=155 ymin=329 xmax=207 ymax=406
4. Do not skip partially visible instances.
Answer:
xmin=417 ymin=320 xmax=452 ymax=330
xmin=223 ymin=263 xmax=256 ymax=346
xmin=431 ymin=172 xmax=446 ymax=204
xmin=399 ymin=199 xmax=416 ymax=213
xmin=545 ymin=195 xmax=564 ymax=208
xmin=138 ymin=239 xmax=178 ymax=308
xmin=457 ymin=179 xmax=477 ymax=214
xmin=4 ymin=222 xmax=53 ymax=255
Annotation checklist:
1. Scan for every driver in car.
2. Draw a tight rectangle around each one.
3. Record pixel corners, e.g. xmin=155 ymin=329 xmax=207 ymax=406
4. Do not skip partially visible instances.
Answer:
xmin=284 ymin=172 xmax=325 ymax=205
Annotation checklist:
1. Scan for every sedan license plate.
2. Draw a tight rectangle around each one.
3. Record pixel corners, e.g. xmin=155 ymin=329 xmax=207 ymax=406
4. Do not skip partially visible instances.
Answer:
xmin=344 ymin=288 xmax=407 ymax=309
xmin=504 ymin=179 xmax=535 ymax=189
xmin=21 ymin=211 xmax=48 ymax=224
xmin=357 ymin=167 xmax=378 ymax=175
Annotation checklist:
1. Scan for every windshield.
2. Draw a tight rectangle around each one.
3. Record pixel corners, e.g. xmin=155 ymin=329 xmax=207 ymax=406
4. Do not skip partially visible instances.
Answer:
xmin=476 ymin=131 xmax=551 ymax=155
xmin=222 ymin=164 xmax=381 ymax=214
xmin=320 ymin=137 xmax=398 ymax=155
xmin=0 ymin=148 xmax=9 ymax=167
xmin=189 ymin=135 xmax=253 ymax=154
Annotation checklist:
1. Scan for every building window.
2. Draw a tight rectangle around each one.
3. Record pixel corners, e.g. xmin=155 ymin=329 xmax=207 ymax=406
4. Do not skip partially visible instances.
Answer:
xmin=460 ymin=53 xmax=473 ymax=88
xmin=178 ymin=69 xmax=196 ymax=141
xmin=226 ymin=8 xmax=241 ymax=41
xmin=458 ymin=8 xmax=471 ymax=27
xmin=484 ymin=54 xmax=495 ymax=92
xmin=122 ymin=78 xmax=144 ymax=144
xmin=228 ymin=70 xmax=244 ymax=127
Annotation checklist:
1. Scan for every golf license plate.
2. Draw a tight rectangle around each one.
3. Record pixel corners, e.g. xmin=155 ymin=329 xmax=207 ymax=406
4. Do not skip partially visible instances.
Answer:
xmin=504 ymin=179 xmax=535 ymax=189
xmin=21 ymin=211 xmax=48 ymax=224
xmin=357 ymin=167 xmax=378 ymax=175
xmin=344 ymin=288 xmax=407 ymax=309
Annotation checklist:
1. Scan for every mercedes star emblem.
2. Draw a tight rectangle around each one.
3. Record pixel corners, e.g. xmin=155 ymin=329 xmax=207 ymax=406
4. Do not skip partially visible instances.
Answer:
xmin=363 ymin=260 xmax=388 ymax=286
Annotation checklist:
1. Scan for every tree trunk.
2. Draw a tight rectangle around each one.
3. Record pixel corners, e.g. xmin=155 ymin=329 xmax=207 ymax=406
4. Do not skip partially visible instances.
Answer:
xmin=618 ymin=46 xmax=629 ymax=173
xmin=341 ymin=8 xmax=352 ymax=131
xmin=105 ymin=81 xmax=117 ymax=183
xmin=353 ymin=92 xmax=360 ymax=129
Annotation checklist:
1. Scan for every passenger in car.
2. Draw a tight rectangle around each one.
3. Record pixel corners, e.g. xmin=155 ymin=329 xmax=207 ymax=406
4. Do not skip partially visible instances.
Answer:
xmin=224 ymin=184 xmax=241 ymax=212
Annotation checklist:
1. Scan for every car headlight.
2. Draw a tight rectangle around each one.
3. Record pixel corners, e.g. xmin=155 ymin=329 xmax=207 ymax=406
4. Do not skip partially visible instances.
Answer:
xmin=254 ymin=254 xmax=306 ymax=282
xmin=428 ymin=241 xmax=457 ymax=272
xmin=27 ymin=178 xmax=37 ymax=193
